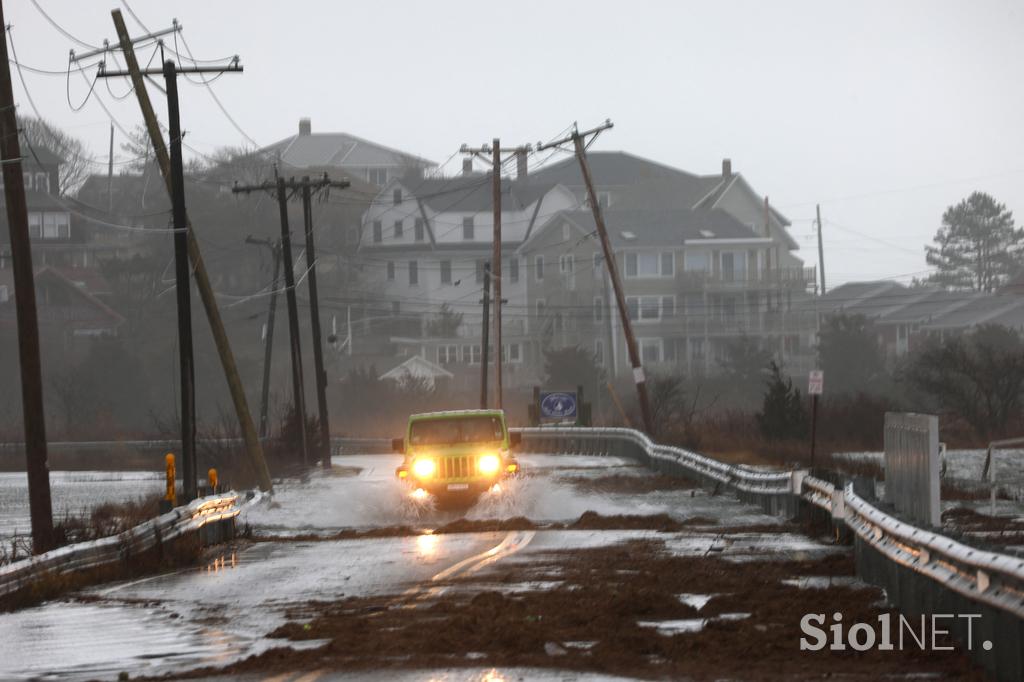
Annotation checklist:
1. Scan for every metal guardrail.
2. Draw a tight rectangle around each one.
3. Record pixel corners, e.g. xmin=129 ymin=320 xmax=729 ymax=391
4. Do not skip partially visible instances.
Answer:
xmin=0 ymin=493 xmax=239 ymax=600
xmin=516 ymin=426 xmax=1024 ymax=625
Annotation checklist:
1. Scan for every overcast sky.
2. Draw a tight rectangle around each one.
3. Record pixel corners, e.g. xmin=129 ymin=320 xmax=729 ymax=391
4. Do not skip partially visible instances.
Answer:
xmin=8 ymin=0 xmax=1024 ymax=287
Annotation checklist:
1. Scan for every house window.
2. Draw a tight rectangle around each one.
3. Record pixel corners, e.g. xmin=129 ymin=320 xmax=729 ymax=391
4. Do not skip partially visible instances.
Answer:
xmin=640 ymin=338 xmax=663 ymax=363
xmin=440 ymin=260 xmax=452 ymax=284
xmin=593 ymin=296 xmax=604 ymax=322
xmin=594 ymin=339 xmax=604 ymax=366
xmin=684 ymin=251 xmax=710 ymax=272
xmin=721 ymin=252 xmax=735 ymax=282
xmin=536 ymin=299 xmax=546 ymax=319
xmin=559 ymin=254 xmax=574 ymax=289
xmin=437 ymin=345 xmax=458 ymax=365
xmin=368 ymin=168 xmax=388 ymax=185
xmin=462 ymin=217 xmax=474 ymax=240
xmin=593 ymin=252 xmax=603 ymax=279
xmin=23 ymin=172 xmax=31 ymax=190
xmin=598 ymin=191 xmax=611 ymax=209
xmin=475 ymin=260 xmax=485 ymax=284
xmin=534 ymin=255 xmax=544 ymax=281
xmin=626 ymin=295 xmax=664 ymax=322
xmin=502 ymin=343 xmax=522 ymax=364
xmin=661 ymin=296 xmax=675 ymax=318
xmin=624 ymin=251 xmax=671 ymax=278
xmin=408 ymin=260 xmax=419 ymax=286
xmin=386 ymin=261 xmax=395 ymax=281
xmin=28 ymin=212 xmax=41 ymax=239
xmin=468 ymin=344 xmax=482 ymax=364
xmin=394 ymin=220 xmax=403 ymax=238
xmin=661 ymin=252 xmax=674 ymax=276
xmin=36 ymin=173 xmax=49 ymax=193
xmin=414 ymin=218 xmax=425 ymax=241
xmin=393 ymin=188 xmax=402 ymax=205
xmin=509 ymin=257 xmax=519 ymax=283
xmin=372 ymin=220 xmax=382 ymax=243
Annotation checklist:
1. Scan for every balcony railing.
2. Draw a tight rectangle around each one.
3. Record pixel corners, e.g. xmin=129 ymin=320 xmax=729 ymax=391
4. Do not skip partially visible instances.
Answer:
xmin=678 ymin=266 xmax=816 ymax=291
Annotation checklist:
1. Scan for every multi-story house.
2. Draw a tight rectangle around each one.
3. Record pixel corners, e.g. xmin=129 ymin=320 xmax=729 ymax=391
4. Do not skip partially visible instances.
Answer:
xmin=353 ymin=164 xmax=579 ymax=388
xmin=519 ymin=206 xmax=815 ymax=380
xmin=261 ymin=118 xmax=436 ymax=187
xmin=0 ymin=145 xmax=75 ymax=268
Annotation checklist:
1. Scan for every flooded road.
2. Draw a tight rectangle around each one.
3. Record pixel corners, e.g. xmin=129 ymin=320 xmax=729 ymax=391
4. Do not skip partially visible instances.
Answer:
xmin=0 ymin=452 xmax=813 ymax=681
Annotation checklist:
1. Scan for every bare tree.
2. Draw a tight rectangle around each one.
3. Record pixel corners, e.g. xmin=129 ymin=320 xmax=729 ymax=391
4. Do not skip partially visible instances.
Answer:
xmin=18 ymin=115 xmax=91 ymax=195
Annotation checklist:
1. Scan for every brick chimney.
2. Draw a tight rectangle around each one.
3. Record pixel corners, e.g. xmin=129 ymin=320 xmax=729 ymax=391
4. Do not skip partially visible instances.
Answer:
xmin=299 ymin=118 xmax=311 ymax=136
xmin=462 ymin=158 xmax=474 ymax=176
xmin=722 ymin=158 xmax=732 ymax=180
xmin=516 ymin=149 xmax=528 ymax=180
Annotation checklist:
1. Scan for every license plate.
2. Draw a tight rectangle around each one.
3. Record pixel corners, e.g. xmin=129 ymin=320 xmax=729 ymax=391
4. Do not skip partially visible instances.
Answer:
xmin=447 ymin=483 xmax=469 ymax=491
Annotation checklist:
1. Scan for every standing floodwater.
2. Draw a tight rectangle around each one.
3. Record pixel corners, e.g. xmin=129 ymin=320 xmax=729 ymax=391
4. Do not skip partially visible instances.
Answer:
xmin=0 ymin=471 xmax=164 ymax=544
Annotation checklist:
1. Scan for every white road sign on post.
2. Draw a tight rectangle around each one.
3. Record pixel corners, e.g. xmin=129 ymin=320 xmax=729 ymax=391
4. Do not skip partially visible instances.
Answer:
xmin=808 ymin=370 xmax=824 ymax=396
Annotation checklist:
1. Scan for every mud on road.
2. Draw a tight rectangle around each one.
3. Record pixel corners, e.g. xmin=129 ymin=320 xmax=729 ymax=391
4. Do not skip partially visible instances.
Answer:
xmin=176 ymin=521 xmax=988 ymax=681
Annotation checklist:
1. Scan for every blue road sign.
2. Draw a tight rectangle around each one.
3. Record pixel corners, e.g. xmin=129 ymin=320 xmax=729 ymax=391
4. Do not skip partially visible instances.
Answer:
xmin=540 ymin=391 xmax=578 ymax=420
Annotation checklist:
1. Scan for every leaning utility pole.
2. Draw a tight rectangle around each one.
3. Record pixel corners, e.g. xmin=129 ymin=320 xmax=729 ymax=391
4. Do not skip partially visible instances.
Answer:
xmin=479 ymin=261 xmax=491 ymax=408
xmin=162 ymin=59 xmax=196 ymax=501
xmin=233 ymin=175 xmax=349 ymax=468
xmin=300 ymin=178 xmax=332 ymax=469
xmin=816 ymin=204 xmax=827 ymax=296
xmin=538 ymin=121 xmax=654 ymax=434
xmin=0 ymin=0 xmax=54 ymax=553
xmin=275 ymin=177 xmax=308 ymax=466
xmin=460 ymin=140 xmax=531 ymax=410
xmin=246 ymin=236 xmax=281 ymax=439
xmin=93 ymin=10 xmax=273 ymax=493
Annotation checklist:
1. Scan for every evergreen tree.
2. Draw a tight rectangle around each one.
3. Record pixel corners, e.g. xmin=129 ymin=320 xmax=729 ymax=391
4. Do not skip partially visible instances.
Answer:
xmin=926 ymin=191 xmax=1023 ymax=291
xmin=756 ymin=362 xmax=807 ymax=441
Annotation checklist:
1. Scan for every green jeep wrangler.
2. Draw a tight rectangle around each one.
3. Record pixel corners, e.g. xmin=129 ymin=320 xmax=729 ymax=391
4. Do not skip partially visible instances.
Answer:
xmin=393 ymin=409 xmax=521 ymax=502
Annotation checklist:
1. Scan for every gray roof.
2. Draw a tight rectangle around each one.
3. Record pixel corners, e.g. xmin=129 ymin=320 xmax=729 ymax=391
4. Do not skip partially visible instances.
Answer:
xmin=402 ymin=173 xmax=559 ymax=213
xmin=799 ymin=280 xmax=1024 ymax=331
xmin=538 ymin=207 xmax=761 ymax=249
xmin=530 ymin=151 xmax=704 ymax=187
xmin=262 ymin=131 xmax=435 ymax=170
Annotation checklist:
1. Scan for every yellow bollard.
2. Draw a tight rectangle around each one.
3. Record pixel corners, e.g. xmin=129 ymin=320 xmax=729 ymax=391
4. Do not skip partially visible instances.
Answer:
xmin=208 ymin=468 xmax=218 ymax=494
xmin=165 ymin=453 xmax=177 ymax=506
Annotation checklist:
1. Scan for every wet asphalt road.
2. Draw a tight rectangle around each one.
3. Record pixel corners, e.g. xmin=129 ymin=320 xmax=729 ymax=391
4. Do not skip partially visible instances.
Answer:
xmin=0 ymin=453 xmax=831 ymax=681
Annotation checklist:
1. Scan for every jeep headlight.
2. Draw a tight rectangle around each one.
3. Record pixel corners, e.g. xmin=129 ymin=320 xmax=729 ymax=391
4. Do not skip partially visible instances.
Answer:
xmin=412 ymin=457 xmax=436 ymax=478
xmin=478 ymin=453 xmax=501 ymax=475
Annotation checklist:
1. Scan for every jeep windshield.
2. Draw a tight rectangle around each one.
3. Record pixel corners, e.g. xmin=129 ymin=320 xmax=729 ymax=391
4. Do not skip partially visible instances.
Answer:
xmin=409 ymin=416 xmax=504 ymax=446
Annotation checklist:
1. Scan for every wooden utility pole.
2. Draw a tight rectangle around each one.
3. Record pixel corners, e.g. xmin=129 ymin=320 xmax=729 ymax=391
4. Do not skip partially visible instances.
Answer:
xmin=461 ymin=140 xmax=531 ymax=410
xmin=479 ymin=261 xmax=491 ymax=408
xmin=276 ymin=177 xmax=308 ymax=465
xmin=162 ymin=59 xmax=197 ymax=500
xmin=538 ymin=121 xmax=654 ymax=434
xmin=490 ymin=140 xmax=502 ymax=409
xmin=816 ymin=204 xmax=827 ymax=296
xmin=94 ymin=10 xmax=273 ymax=492
xmin=107 ymin=124 xmax=114 ymax=212
xmin=233 ymin=176 xmax=348 ymax=467
xmin=246 ymin=236 xmax=281 ymax=439
xmin=0 ymin=0 xmax=54 ymax=553
xmin=300 ymin=178 xmax=332 ymax=469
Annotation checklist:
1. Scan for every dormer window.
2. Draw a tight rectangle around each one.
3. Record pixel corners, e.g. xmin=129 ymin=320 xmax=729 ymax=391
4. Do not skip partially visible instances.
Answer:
xmin=393 ymin=188 xmax=402 ymax=205
xmin=35 ymin=173 xmax=49 ymax=193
